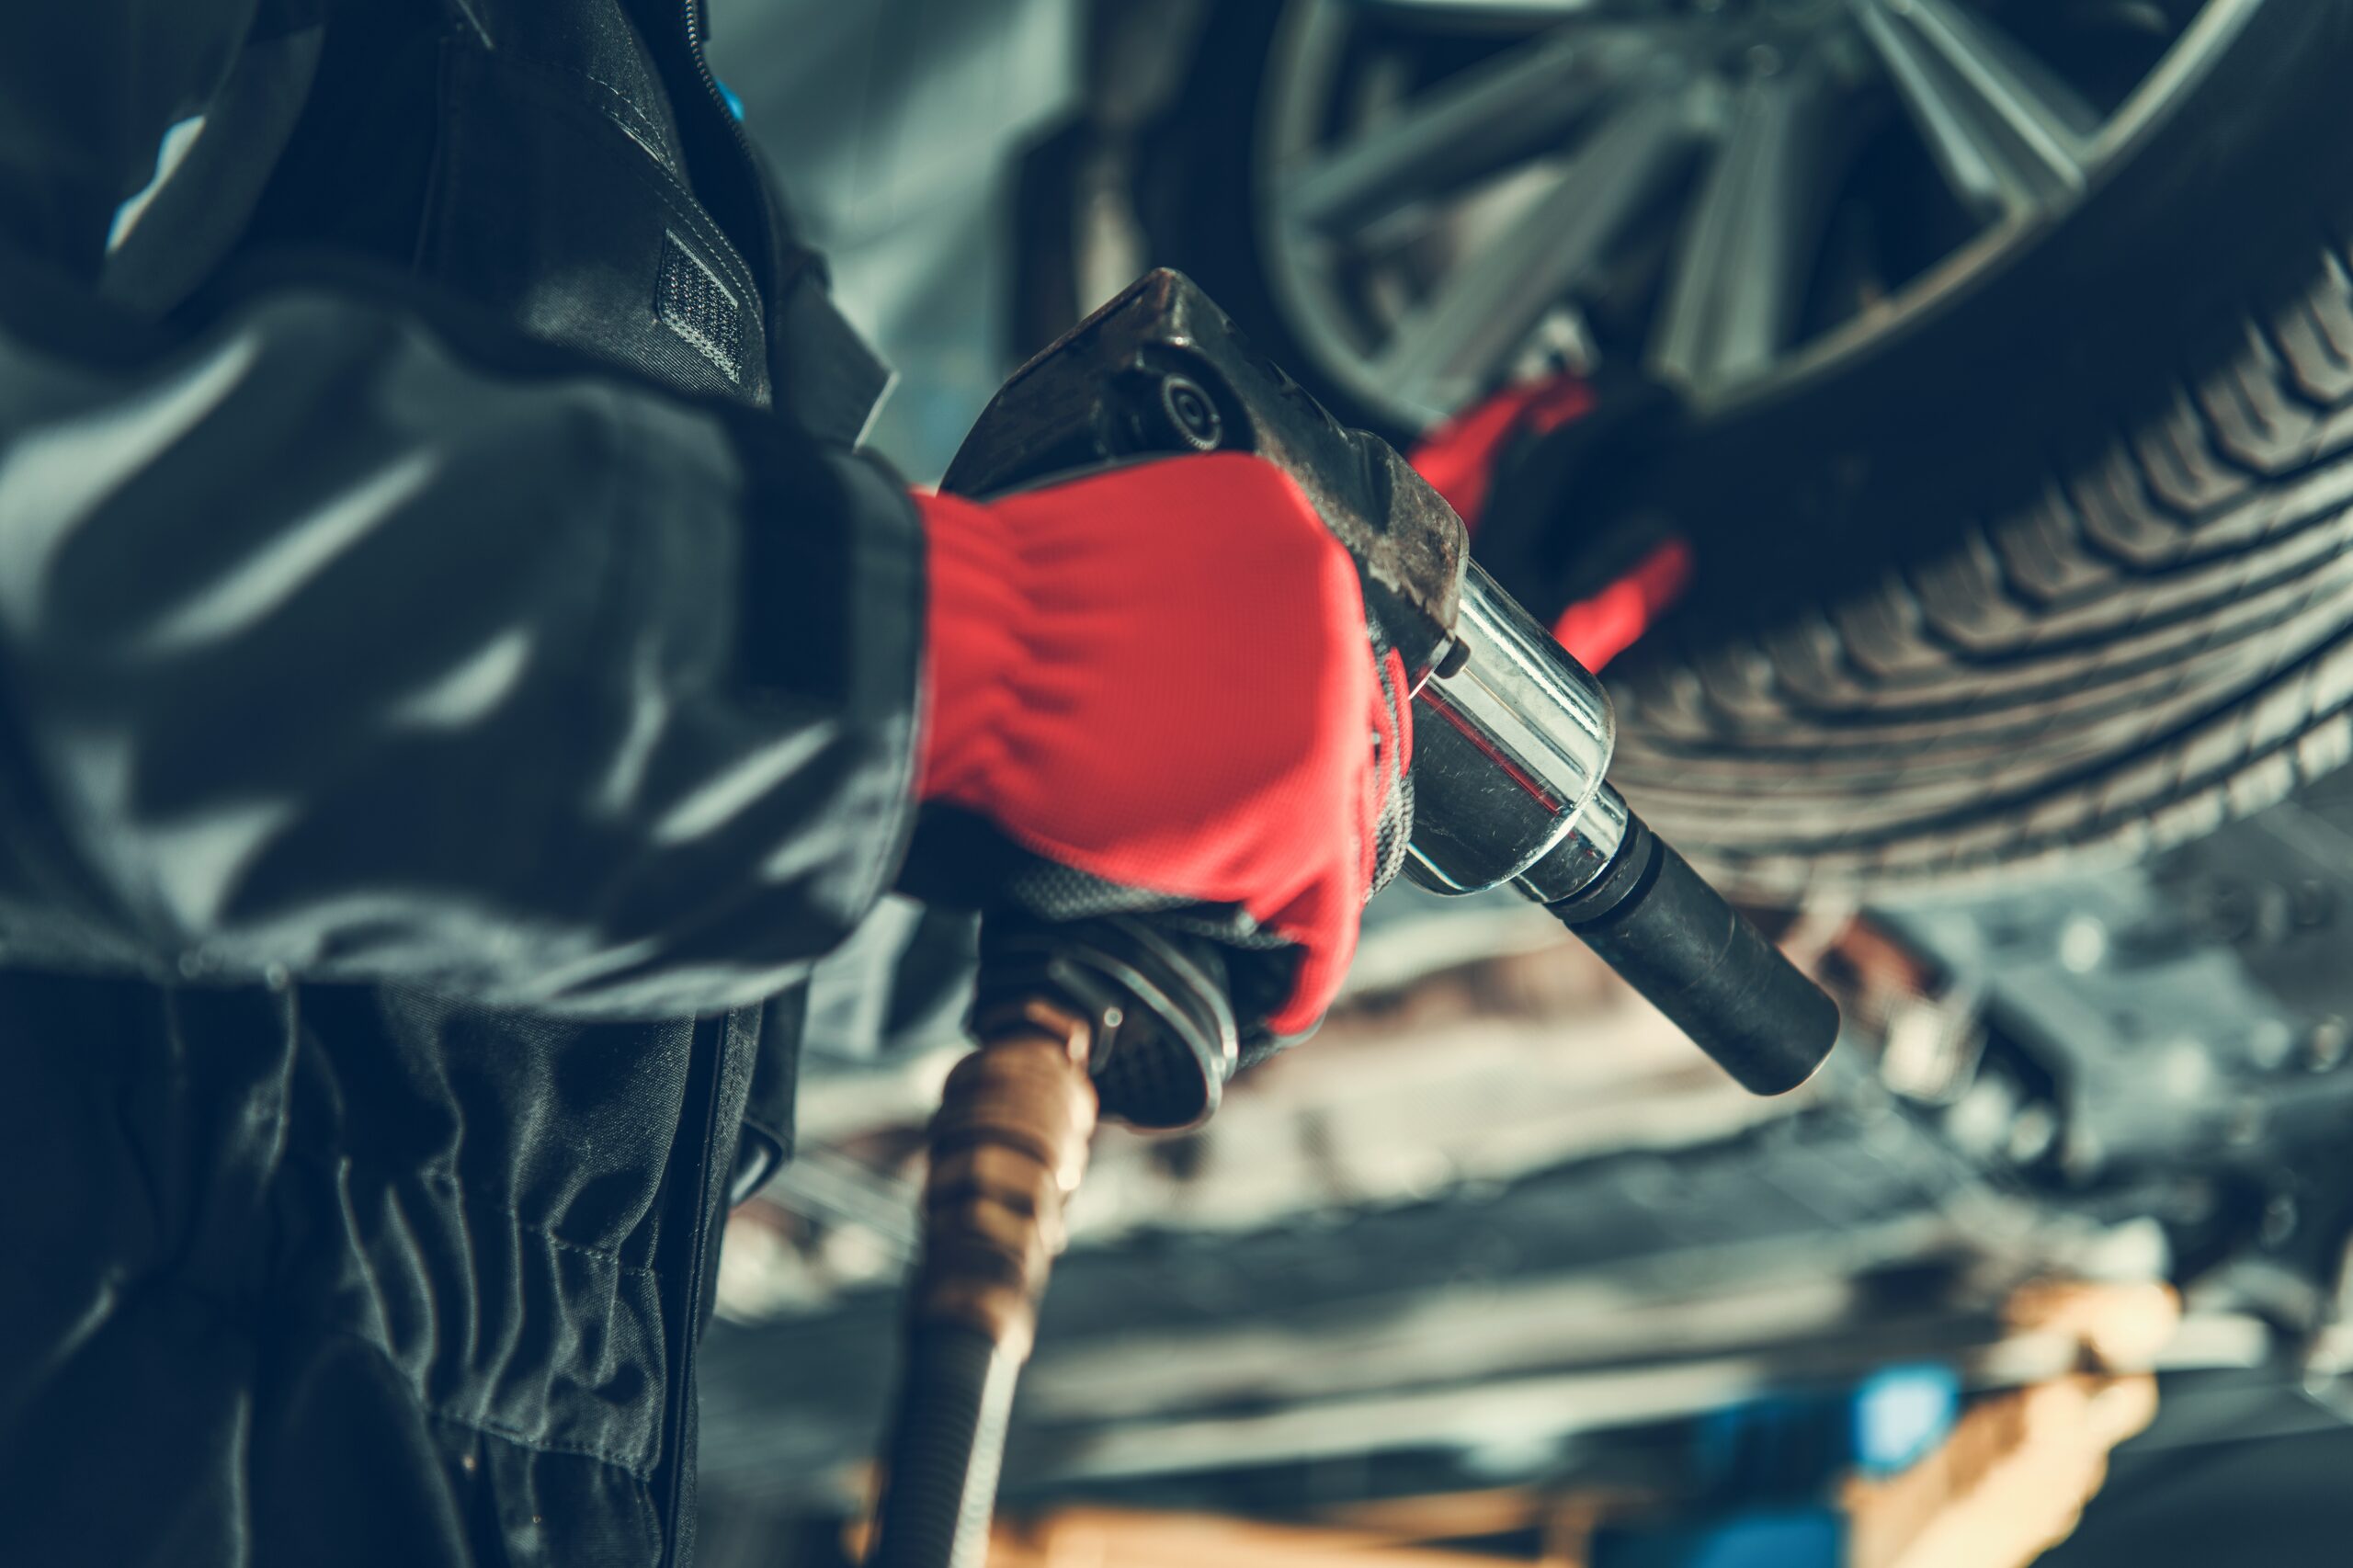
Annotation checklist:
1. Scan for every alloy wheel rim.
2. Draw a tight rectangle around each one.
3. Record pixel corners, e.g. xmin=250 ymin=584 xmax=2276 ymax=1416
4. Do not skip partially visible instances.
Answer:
xmin=1257 ymin=0 xmax=2267 ymax=430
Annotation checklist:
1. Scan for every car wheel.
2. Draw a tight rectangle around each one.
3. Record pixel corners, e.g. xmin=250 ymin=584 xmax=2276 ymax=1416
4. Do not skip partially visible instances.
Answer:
xmin=1144 ymin=0 xmax=2353 ymax=895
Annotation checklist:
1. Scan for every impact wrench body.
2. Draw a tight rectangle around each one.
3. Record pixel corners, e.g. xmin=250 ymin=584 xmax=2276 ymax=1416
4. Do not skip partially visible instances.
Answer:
xmin=869 ymin=270 xmax=1843 ymax=1566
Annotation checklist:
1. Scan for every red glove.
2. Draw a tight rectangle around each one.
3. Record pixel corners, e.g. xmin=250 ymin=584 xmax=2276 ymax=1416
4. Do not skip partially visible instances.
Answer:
xmin=1409 ymin=374 xmax=1595 ymax=529
xmin=914 ymin=453 xmax=1412 ymax=1036
xmin=1408 ymin=373 xmax=1689 ymax=673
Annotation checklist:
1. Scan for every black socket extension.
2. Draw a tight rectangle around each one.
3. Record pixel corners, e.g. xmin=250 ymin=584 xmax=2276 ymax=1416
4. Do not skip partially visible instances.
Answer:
xmin=1548 ymin=812 xmax=1839 ymax=1096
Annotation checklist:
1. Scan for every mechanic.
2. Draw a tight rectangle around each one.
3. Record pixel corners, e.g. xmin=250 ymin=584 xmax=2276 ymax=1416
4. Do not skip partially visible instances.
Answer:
xmin=0 ymin=5 xmax=1411 ymax=1564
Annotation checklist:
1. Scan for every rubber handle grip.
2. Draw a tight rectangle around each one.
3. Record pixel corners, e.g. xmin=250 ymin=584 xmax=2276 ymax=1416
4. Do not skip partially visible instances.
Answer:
xmin=1549 ymin=812 xmax=1838 ymax=1096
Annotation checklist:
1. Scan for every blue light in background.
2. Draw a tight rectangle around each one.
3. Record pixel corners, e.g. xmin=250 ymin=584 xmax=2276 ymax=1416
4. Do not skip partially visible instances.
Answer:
xmin=1852 ymin=1364 xmax=1962 ymax=1478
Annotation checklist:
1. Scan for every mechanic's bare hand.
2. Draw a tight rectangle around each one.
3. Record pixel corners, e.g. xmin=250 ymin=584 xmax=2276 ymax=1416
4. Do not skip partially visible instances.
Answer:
xmin=1842 ymin=1282 xmax=2177 ymax=1568
xmin=908 ymin=452 xmax=1413 ymax=1036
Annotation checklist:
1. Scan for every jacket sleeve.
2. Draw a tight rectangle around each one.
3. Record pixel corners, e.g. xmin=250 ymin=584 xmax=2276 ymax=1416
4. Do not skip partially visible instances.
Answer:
xmin=0 ymin=277 xmax=926 ymax=1017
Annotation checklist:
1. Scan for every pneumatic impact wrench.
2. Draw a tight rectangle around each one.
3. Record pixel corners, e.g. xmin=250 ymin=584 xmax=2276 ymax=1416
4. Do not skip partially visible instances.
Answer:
xmin=867 ymin=272 xmax=1840 ymax=1568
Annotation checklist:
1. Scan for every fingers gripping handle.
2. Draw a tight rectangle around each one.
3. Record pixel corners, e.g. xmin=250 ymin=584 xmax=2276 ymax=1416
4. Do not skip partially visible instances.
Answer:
xmin=1548 ymin=811 xmax=1840 ymax=1096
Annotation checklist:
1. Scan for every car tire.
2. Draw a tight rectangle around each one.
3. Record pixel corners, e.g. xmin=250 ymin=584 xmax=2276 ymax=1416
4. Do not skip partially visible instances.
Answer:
xmin=1143 ymin=0 xmax=2353 ymax=897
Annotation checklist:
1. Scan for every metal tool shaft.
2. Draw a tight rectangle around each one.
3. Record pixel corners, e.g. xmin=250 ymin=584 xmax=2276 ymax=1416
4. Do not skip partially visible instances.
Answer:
xmin=1546 ymin=805 xmax=1838 ymax=1095
xmin=1404 ymin=562 xmax=1839 ymax=1094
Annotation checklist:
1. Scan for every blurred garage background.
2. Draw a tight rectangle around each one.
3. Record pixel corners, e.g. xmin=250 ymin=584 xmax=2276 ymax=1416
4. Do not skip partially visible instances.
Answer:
xmin=700 ymin=3 xmax=2353 ymax=1563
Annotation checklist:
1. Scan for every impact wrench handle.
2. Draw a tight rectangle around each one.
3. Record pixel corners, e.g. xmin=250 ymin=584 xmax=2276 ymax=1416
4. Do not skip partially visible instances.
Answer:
xmin=870 ymin=1000 xmax=1097 ymax=1568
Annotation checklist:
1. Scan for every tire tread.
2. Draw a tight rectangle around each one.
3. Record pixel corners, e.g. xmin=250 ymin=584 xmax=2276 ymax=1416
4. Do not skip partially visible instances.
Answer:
xmin=1619 ymin=236 xmax=2353 ymax=894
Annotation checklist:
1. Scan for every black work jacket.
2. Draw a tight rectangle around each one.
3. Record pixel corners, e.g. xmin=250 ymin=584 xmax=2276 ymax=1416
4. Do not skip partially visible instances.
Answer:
xmin=0 ymin=3 xmax=920 ymax=1564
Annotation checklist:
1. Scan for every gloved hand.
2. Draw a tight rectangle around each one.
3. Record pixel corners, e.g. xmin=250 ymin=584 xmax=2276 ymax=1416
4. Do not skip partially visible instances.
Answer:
xmin=908 ymin=452 xmax=1413 ymax=1038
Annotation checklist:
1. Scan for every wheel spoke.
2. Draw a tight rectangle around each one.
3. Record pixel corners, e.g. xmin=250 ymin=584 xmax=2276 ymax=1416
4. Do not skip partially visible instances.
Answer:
xmin=1650 ymin=62 xmax=1843 ymax=399
xmin=1850 ymin=0 xmax=2101 ymax=222
xmin=1281 ymin=24 xmax=1680 ymax=237
xmin=1370 ymin=86 xmax=1705 ymax=423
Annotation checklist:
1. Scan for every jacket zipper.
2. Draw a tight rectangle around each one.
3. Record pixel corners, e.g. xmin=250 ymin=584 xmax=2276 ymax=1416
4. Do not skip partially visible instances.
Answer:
xmin=658 ymin=1013 xmax=734 ymax=1568
xmin=648 ymin=47 xmax=774 ymax=1557
xmin=680 ymin=0 xmax=755 ymax=165
xmin=672 ymin=0 xmax=781 ymax=322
